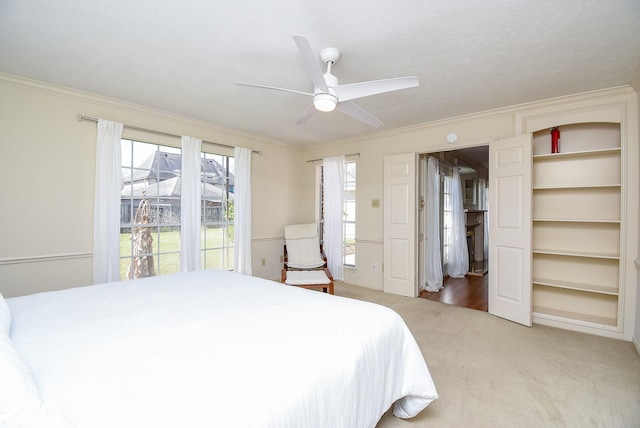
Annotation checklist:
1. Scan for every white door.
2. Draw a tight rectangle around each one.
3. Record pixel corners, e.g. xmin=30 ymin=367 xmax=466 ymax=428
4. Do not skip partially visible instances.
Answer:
xmin=489 ymin=134 xmax=532 ymax=326
xmin=383 ymin=153 xmax=417 ymax=297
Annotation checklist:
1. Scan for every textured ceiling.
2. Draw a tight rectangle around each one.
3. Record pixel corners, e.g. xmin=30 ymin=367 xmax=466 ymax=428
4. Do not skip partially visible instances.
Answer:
xmin=1 ymin=1 xmax=639 ymax=146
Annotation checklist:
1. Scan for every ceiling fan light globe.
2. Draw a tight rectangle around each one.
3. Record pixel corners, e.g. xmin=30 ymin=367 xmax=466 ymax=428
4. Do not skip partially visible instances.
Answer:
xmin=313 ymin=93 xmax=337 ymax=112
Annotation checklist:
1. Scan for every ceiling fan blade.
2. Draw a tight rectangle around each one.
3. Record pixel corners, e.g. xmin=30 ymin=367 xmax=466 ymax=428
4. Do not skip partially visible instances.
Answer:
xmin=292 ymin=35 xmax=328 ymax=92
xmin=296 ymin=104 xmax=316 ymax=125
xmin=336 ymin=101 xmax=383 ymax=128
xmin=333 ymin=76 xmax=419 ymax=102
xmin=236 ymin=82 xmax=313 ymax=97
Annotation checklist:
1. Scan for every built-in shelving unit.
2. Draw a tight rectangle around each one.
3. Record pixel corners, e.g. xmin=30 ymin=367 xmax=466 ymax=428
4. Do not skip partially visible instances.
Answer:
xmin=531 ymin=123 xmax=621 ymax=330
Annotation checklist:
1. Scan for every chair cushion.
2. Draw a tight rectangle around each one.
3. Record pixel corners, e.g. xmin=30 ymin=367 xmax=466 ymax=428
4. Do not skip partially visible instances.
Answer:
xmin=284 ymin=223 xmax=318 ymax=240
xmin=286 ymin=238 xmax=325 ymax=269
xmin=285 ymin=270 xmax=331 ymax=286
xmin=284 ymin=224 xmax=325 ymax=269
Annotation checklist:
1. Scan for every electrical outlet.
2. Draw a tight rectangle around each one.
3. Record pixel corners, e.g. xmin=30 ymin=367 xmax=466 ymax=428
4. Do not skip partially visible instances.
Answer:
xmin=261 ymin=258 xmax=266 ymax=266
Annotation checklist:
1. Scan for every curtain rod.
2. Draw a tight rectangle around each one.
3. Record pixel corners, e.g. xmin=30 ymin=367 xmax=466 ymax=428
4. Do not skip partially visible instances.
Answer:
xmin=77 ymin=115 xmax=262 ymax=155
xmin=427 ymin=155 xmax=458 ymax=169
xmin=306 ymin=153 xmax=360 ymax=163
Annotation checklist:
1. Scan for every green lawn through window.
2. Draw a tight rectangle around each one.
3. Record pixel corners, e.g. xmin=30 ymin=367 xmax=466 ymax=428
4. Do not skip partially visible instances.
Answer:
xmin=119 ymin=227 xmax=233 ymax=280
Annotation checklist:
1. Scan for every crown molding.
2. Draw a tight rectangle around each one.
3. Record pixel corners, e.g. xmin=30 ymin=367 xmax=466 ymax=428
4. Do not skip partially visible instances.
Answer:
xmin=311 ymin=86 xmax=636 ymax=151
xmin=0 ymin=72 xmax=287 ymax=147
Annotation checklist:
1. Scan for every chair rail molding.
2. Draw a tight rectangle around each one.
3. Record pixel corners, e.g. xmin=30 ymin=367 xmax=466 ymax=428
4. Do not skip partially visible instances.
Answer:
xmin=0 ymin=252 xmax=92 ymax=266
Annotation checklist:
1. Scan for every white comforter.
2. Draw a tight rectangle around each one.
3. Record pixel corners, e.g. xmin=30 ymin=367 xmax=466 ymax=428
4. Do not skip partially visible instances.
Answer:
xmin=7 ymin=270 xmax=437 ymax=428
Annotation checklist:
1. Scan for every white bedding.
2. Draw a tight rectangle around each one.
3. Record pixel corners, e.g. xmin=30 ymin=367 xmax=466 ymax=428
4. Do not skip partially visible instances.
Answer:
xmin=5 ymin=270 xmax=437 ymax=427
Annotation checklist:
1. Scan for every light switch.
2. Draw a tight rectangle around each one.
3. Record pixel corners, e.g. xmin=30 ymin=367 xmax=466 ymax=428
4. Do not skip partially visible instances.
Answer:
xmin=372 ymin=199 xmax=380 ymax=208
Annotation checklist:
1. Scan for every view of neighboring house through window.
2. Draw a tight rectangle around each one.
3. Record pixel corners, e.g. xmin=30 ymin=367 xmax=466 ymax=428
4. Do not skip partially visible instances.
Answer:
xmin=200 ymin=153 xmax=235 ymax=270
xmin=317 ymin=160 xmax=356 ymax=267
xmin=120 ymin=139 xmax=234 ymax=280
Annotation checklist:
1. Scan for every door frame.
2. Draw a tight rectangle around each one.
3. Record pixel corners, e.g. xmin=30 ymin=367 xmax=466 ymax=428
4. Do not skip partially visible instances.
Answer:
xmin=416 ymin=145 xmax=490 ymax=294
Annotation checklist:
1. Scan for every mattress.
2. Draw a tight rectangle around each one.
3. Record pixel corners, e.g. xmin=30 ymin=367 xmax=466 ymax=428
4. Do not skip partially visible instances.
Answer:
xmin=4 ymin=269 xmax=437 ymax=427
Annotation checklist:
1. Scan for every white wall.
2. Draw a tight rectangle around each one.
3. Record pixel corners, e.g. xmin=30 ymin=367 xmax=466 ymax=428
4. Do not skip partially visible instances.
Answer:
xmin=0 ymin=74 xmax=303 ymax=296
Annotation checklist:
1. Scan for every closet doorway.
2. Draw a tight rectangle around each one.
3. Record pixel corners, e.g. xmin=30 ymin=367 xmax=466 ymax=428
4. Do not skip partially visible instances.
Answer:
xmin=418 ymin=146 xmax=489 ymax=312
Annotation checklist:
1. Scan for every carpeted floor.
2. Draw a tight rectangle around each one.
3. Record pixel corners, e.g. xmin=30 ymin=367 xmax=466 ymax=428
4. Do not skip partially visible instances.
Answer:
xmin=332 ymin=282 xmax=640 ymax=428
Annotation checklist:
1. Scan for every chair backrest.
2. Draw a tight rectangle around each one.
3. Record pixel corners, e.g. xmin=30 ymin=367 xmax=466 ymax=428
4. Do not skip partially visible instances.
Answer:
xmin=284 ymin=223 xmax=325 ymax=269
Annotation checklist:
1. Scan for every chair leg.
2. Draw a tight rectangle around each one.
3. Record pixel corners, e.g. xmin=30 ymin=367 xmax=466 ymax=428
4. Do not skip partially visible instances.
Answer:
xmin=326 ymin=280 xmax=334 ymax=295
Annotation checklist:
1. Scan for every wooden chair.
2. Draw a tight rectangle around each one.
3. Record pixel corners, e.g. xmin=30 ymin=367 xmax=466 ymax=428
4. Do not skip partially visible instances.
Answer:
xmin=281 ymin=223 xmax=334 ymax=294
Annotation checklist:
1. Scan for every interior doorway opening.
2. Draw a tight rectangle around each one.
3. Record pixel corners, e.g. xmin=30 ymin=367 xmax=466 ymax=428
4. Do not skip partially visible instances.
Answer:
xmin=418 ymin=146 xmax=489 ymax=312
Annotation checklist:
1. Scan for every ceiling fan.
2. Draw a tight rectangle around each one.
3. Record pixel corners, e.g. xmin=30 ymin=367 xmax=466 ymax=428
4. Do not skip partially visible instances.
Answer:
xmin=236 ymin=35 xmax=419 ymax=127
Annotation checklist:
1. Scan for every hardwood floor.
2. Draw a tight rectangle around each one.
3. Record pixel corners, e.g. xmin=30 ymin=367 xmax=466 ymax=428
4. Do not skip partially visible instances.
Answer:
xmin=419 ymin=272 xmax=488 ymax=312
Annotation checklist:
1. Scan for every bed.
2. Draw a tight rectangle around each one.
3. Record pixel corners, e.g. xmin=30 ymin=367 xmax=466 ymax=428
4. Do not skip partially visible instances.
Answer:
xmin=1 ymin=269 xmax=437 ymax=428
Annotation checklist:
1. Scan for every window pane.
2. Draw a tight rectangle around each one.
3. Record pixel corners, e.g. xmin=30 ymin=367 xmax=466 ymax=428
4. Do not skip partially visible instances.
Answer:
xmin=344 ymin=161 xmax=356 ymax=266
xmin=200 ymin=152 xmax=234 ymax=270
xmin=344 ymin=200 xmax=356 ymax=222
xmin=157 ymin=253 xmax=179 ymax=276
xmin=120 ymin=140 xmax=181 ymax=280
xmin=317 ymin=161 xmax=356 ymax=267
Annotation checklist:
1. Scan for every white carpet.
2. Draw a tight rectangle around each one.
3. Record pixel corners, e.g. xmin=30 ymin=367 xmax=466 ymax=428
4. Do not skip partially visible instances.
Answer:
xmin=332 ymin=282 xmax=640 ymax=428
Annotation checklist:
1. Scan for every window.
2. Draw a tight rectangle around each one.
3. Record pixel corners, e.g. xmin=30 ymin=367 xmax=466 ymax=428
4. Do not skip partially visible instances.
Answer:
xmin=440 ymin=165 xmax=454 ymax=273
xmin=317 ymin=160 xmax=356 ymax=267
xmin=200 ymin=153 xmax=234 ymax=270
xmin=343 ymin=161 xmax=356 ymax=266
xmin=120 ymin=139 xmax=234 ymax=280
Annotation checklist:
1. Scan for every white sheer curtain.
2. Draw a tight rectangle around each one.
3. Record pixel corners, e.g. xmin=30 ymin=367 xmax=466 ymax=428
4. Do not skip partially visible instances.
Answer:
xmin=424 ymin=157 xmax=443 ymax=291
xmin=233 ymin=147 xmax=252 ymax=275
xmin=92 ymin=119 xmax=123 ymax=284
xmin=447 ymin=168 xmax=469 ymax=278
xmin=478 ymin=177 xmax=488 ymax=261
xmin=323 ymin=155 xmax=344 ymax=281
xmin=180 ymin=136 xmax=202 ymax=272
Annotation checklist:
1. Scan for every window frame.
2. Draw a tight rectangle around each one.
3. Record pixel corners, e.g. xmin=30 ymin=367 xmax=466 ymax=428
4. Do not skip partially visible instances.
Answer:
xmin=119 ymin=139 xmax=235 ymax=280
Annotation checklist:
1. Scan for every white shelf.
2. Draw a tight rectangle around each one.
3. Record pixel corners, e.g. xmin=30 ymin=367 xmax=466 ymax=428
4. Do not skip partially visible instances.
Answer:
xmin=532 ymin=145 xmax=620 ymax=189
xmin=532 ymin=248 xmax=619 ymax=260
xmin=533 ymin=306 xmax=618 ymax=328
xmin=533 ymin=253 xmax=619 ymax=291
xmin=533 ymin=184 xmax=620 ymax=190
xmin=533 ymin=186 xmax=620 ymax=222
xmin=533 ymin=218 xmax=620 ymax=224
xmin=532 ymin=285 xmax=618 ymax=327
xmin=532 ymin=277 xmax=618 ymax=295
xmin=533 ymin=147 xmax=620 ymax=160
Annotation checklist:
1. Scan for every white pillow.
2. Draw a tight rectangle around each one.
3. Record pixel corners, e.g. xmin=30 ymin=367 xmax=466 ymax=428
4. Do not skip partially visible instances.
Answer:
xmin=0 ymin=292 xmax=10 ymax=337
xmin=0 ymin=335 xmax=42 ymax=423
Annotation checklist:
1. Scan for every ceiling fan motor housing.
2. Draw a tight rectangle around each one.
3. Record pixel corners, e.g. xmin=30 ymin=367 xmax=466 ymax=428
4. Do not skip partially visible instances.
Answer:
xmin=320 ymin=48 xmax=340 ymax=65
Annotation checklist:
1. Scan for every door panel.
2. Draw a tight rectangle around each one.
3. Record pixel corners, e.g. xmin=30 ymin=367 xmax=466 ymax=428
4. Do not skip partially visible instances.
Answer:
xmin=489 ymin=134 xmax=532 ymax=326
xmin=384 ymin=153 xmax=417 ymax=297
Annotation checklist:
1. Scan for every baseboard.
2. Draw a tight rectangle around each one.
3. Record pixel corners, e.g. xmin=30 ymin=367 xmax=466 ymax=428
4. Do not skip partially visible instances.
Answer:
xmin=633 ymin=335 xmax=640 ymax=357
